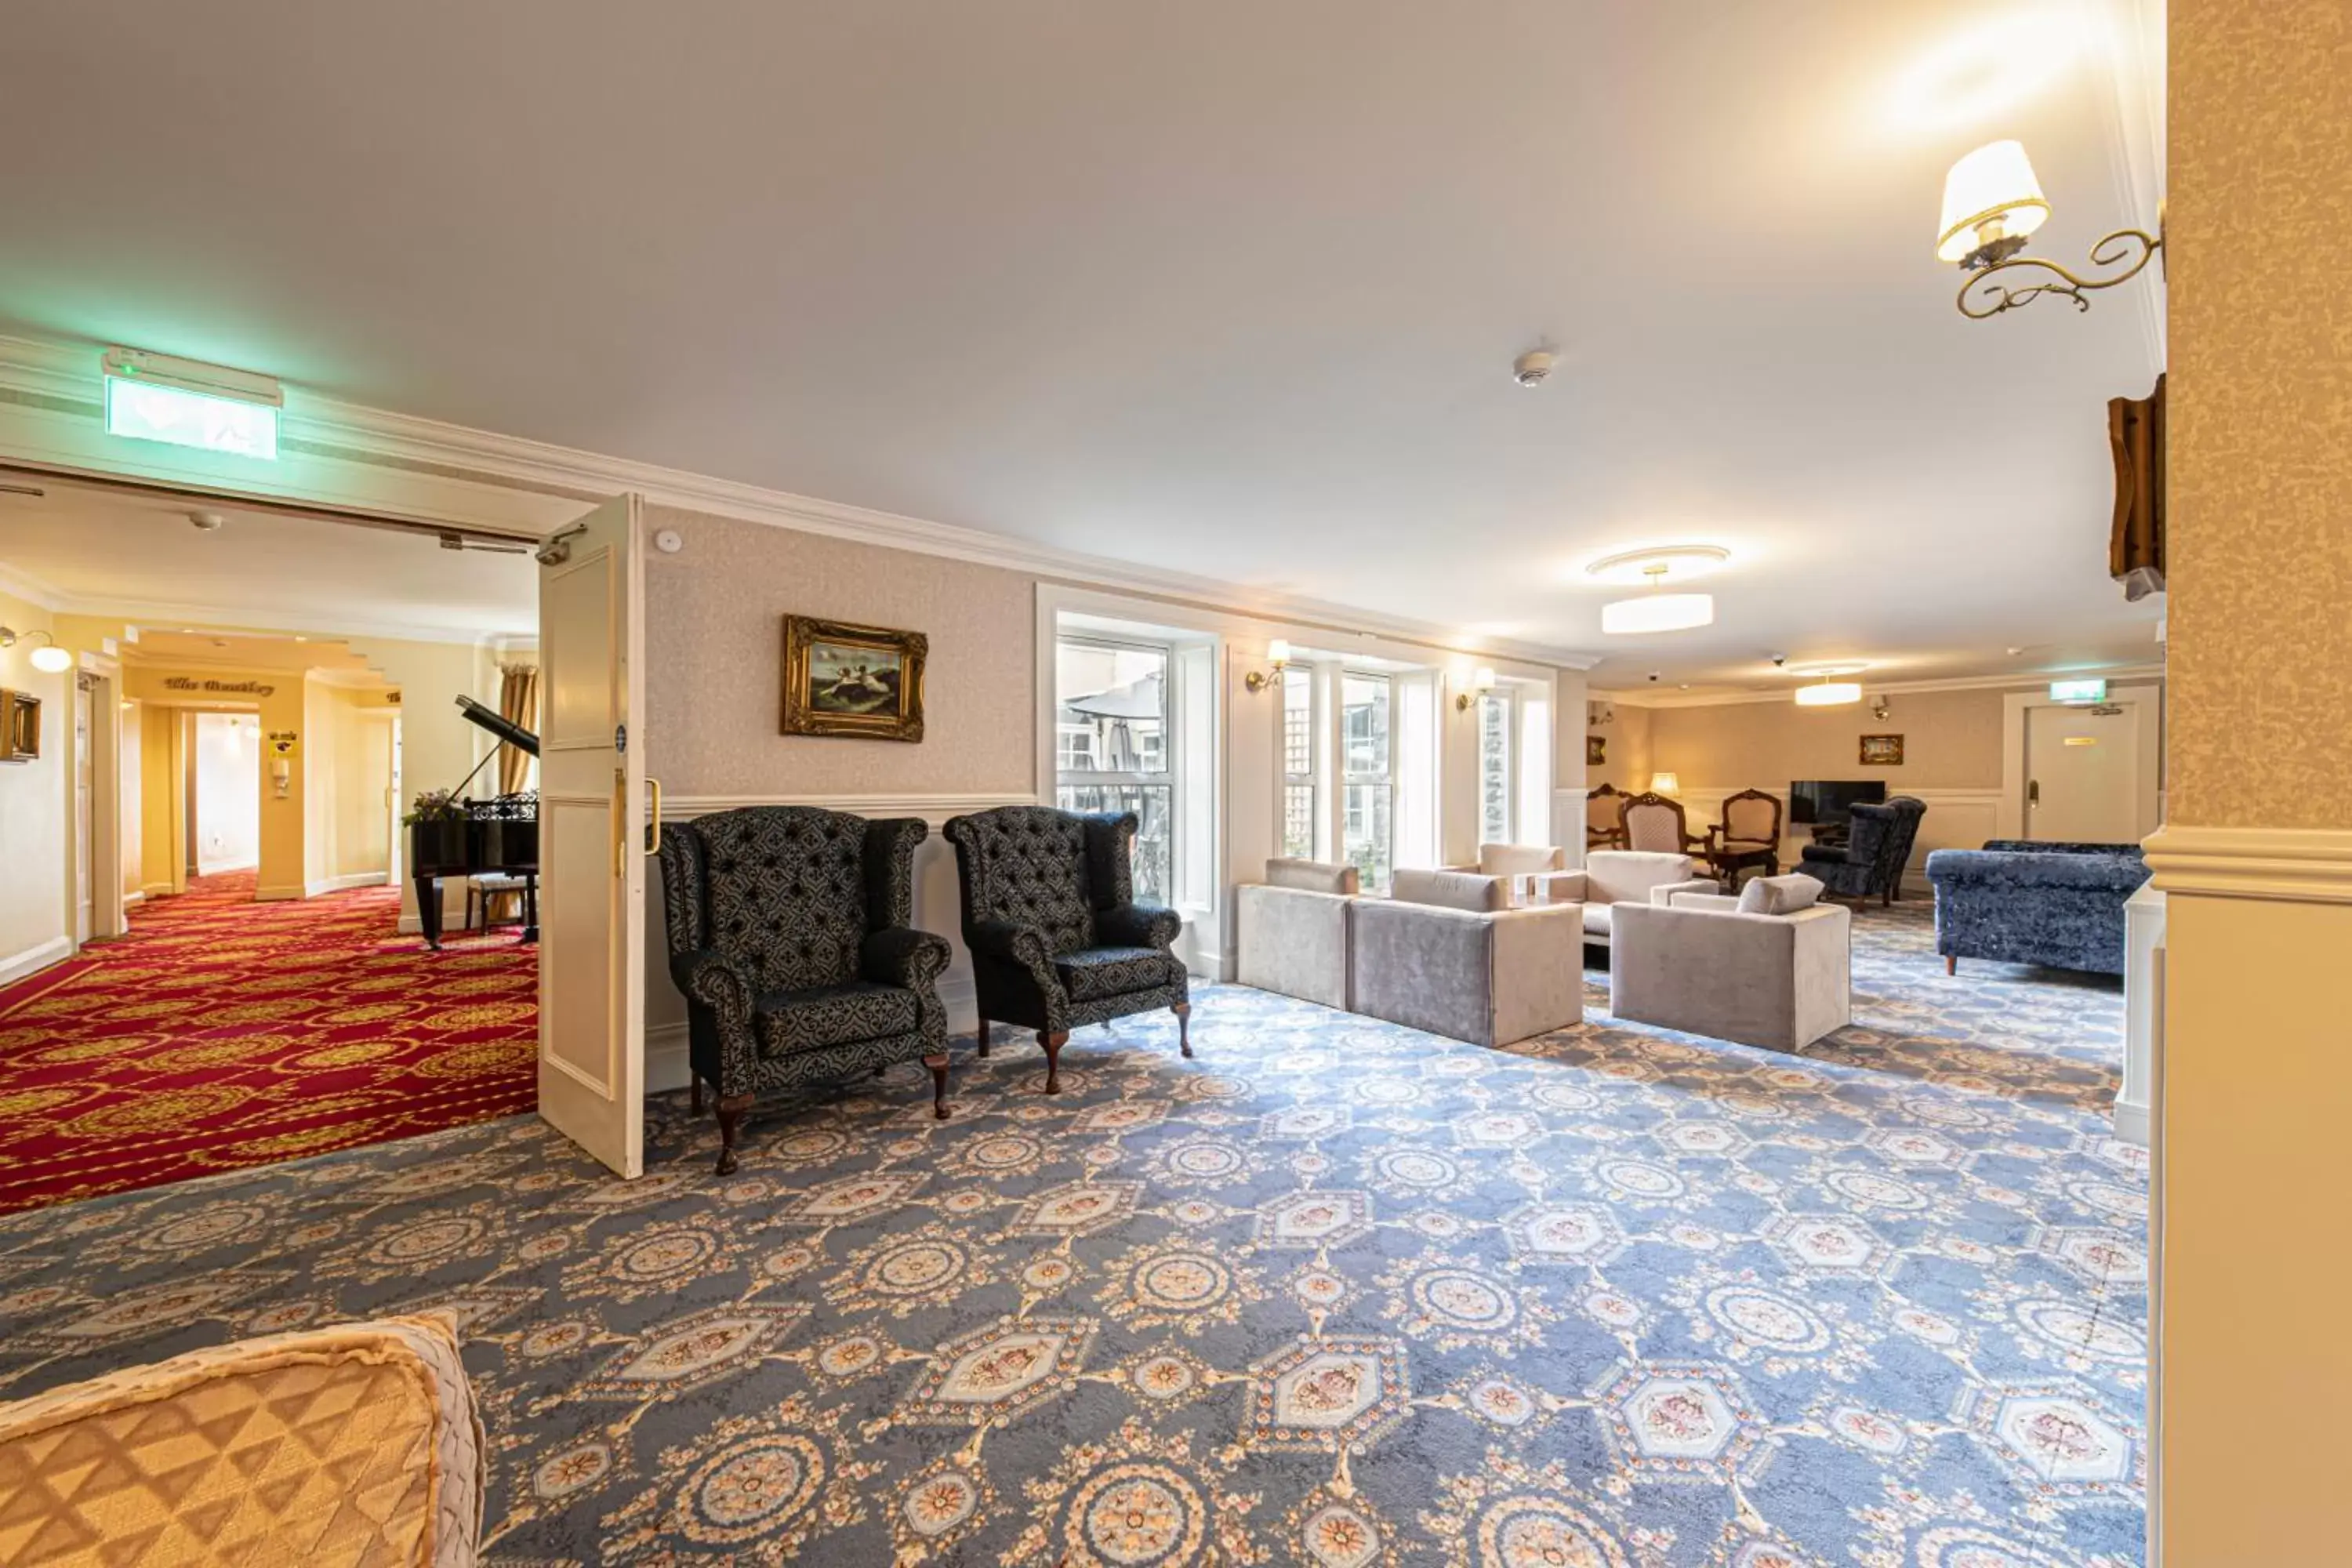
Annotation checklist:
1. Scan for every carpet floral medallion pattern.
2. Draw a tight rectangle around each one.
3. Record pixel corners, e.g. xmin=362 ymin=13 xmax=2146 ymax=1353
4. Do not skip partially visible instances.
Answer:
xmin=0 ymin=904 xmax=2147 ymax=1565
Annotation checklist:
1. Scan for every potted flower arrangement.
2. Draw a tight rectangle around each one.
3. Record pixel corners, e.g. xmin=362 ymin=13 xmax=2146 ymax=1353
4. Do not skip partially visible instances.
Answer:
xmin=404 ymin=788 xmax=468 ymax=871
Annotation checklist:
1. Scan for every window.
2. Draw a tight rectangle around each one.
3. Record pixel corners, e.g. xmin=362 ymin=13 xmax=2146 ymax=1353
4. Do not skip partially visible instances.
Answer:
xmin=1341 ymin=672 xmax=1392 ymax=891
xmin=1281 ymin=666 xmax=1315 ymax=859
xmin=1479 ymin=689 xmax=1514 ymax=845
xmin=1054 ymin=637 xmax=1173 ymax=902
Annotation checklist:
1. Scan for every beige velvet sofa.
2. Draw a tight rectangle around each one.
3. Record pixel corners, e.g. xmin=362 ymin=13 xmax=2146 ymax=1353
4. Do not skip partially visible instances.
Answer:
xmin=0 ymin=1315 xmax=484 ymax=1567
xmin=1235 ymin=857 xmax=1359 ymax=1009
xmin=1534 ymin=849 xmax=1718 ymax=946
xmin=1609 ymin=875 xmax=1852 ymax=1051
xmin=1348 ymin=869 xmax=1584 ymax=1047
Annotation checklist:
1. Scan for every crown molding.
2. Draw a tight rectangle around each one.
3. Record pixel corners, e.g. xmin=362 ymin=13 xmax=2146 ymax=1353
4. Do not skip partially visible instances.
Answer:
xmin=1593 ymin=663 xmax=2167 ymax=709
xmin=2144 ymin=825 xmax=2352 ymax=906
xmin=0 ymin=557 xmax=65 ymax=612
xmin=0 ymin=331 xmax=1602 ymax=673
xmin=63 ymin=593 xmax=515 ymax=648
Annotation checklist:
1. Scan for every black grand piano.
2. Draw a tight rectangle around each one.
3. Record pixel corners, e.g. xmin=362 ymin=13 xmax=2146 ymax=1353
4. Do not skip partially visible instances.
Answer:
xmin=412 ymin=696 xmax=539 ymax=949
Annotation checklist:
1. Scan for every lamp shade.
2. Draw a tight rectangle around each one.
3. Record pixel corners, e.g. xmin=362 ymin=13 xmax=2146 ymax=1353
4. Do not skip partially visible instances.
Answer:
xmin=1649 ymin=771 xmax=1681 ymax=796
xmin=1795 ymin=681 xmax=1863 ymax=707
xmin=1936 ymin=140 xmax=2050 ymax=262
xmin=1472 ymin=666 xmax=1497 ymax=693
xmin=1266 ymin=638 xmax=1290 ymax=666
xmin=29 ymin=644 xmax=72 ymax=674
xmin=1601 ymin=593 xmax=1714 ymax=635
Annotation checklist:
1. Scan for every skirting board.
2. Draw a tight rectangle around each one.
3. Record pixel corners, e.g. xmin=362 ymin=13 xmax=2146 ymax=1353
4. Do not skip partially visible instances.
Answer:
xmin=0 ymin=935 xmax=73 ymax=988
xmin=307 ymin=872 xmax=390 ymax=897
xmin=2113 ymin=1097 xmax=2151 ymax=1145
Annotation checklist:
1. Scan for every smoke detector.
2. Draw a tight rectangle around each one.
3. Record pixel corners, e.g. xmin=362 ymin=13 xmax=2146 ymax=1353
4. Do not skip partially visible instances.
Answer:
xmin=1512 ymin=349 xmax=1555 ymax=387
xmin=189 ymin=510 xmax=224 ymax=532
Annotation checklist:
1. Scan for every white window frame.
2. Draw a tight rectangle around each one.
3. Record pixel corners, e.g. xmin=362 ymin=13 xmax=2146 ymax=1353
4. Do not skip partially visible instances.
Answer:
xmin=1478 ymin=686 xmax=1516 ymax=846
xmin=1341 ymin=668 xmax=1395 ymax=891
xmin=1054 ymin=633 xmax=1179 ymax=906
xmin=1279 ymin=664 xmax=1318 ymax=862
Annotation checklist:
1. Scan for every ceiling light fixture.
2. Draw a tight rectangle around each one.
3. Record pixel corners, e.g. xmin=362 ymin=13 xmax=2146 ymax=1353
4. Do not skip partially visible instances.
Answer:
xmin=1588 ymin=546 xmax=1726 ymax=636
xmin=1940 ymin=140 xmax=2162 ymax=318
xmin=0 ymin=626 xmax=73 ymax=674
xmin=1789 ymin=663 xmax=1867 ymax=707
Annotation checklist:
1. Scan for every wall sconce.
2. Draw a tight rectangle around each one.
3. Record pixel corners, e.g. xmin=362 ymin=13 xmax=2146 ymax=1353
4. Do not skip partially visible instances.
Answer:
xmin=0 ymin=626 xmax=74 ymax=674
xmin=1243 ymin=639 xmax=1290 ymax=694
xmin=1940 ymin=139 xmax=2162 ymax=318
xmin=270 ymin=757 xmax=292 ymax=800
xmin=1588 ymin=699 xmax=1615 ymax=728
xmin=1454 ymin=667 xmax=1497 ymax=713
xmin=1870 ymin=693 xmax=1892 ymax=720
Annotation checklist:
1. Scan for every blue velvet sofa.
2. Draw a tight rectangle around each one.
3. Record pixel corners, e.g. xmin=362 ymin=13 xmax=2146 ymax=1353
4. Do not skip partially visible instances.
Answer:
xmin=1923 ymin=840 xmax=2151 ymax=976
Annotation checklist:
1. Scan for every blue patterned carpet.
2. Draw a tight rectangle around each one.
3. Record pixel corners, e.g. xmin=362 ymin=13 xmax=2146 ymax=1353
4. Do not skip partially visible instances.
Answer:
xmin=0 ymin=902 xmax=2146 ymax=1566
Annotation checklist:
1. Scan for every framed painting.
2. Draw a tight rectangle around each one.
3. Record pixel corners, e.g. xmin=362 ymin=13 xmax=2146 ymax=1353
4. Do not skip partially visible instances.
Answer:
xmin=782 ymin=615 xmax=927 ymax=742
xmin=1588 ymin=734 xmax=1606 ymax=767
xmin=1859 ymin=733 xmax=1904 ymax=766
xmin=0 ymin=690 xmax=38 ymax=764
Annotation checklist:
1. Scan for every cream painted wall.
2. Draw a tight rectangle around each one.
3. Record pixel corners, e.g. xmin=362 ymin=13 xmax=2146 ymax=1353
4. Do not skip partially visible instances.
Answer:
xmin=1586 ymin=702 xmax=1653 ymax=793
xmin=2156 ymin=3 xmax=2352 ymax=1560
xmin=118 ymin=700 xmax=143 ymax=897
xmin=336 ymin=706 xmax=394 ymax=880
xmin=1646 ymin=687 xmax=2010 ymax=791
xmin=339 ymin=637 xmax=513 ymax=926
xmin=0 ymin=587 xmax=70 ymax=982
xmin=642 ymin=506 xmax=1037 ymax=797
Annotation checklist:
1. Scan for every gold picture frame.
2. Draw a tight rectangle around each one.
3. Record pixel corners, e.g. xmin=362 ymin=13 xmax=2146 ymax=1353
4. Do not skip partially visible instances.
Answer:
xmin=782 ymin=615 xmax=927 ymax=742
xmin=0 ymin=689 xmax=39 ymax=764
xmin=1587 ymin=734 xmax=1606 ymax=767
xmin=1859 ymin=733 xmax=1904 ymax=766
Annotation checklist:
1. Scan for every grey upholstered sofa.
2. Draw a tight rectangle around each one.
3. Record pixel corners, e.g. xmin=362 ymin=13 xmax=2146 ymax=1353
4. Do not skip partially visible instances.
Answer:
xmin=1534 ymin=850 xmax=1717 ymax=947
xmin=1348 ymin=869 xmax=1584 ymax=1047
xmin=658 ymin=806 xmax=953 ymax=1173
xmin=1610 ymin=873 xmax=1851 ymax=1051
xmin=1925 ymin=840 xmax=2151 ymax=975
xmin=943 ymin=805 xmax=1190 ymax=1094
xmin=1234 ymin=857 xmax=1358 ymax=1009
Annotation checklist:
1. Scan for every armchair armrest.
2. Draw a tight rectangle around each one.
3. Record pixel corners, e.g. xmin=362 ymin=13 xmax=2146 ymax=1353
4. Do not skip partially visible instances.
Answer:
xmin=1650 ymin=877 xmax=1720 ymax=905
xmin=1535 ymin=870 xmax=1588 ymax=902
xmin=1797 ymin=841 xmax=1853 ymax=867
xmin=861 ymin=927 xmax=953 ymax=990
xmin=671 ymin=949 xmax=755 ymax=1019
xmin=1098 ymin=902 xmax=1182 ymax=951
xmin=966 ymin=919 xmax=1051 ymax=967
xmin=1667 ymin=891 xmax=1742 ymax=913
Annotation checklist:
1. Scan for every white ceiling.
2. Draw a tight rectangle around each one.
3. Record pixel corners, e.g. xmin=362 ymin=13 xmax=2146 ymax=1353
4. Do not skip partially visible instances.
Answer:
xmin=0 ymin=1 xmax=2164 ymax=687
xmin=0 ymin=481 xmax=537 ymax=640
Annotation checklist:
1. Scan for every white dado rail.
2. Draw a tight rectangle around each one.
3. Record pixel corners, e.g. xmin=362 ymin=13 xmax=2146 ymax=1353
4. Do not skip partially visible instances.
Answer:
xmin=643 ymin=792 xmax=1037 ymax=1094
xmin=1578 ymin=784 xmax=2003 ymax=895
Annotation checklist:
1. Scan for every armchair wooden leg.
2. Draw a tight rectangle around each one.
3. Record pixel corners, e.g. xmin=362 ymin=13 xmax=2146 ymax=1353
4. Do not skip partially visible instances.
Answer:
xmin=925 ymin=1051 xmax=950 ymax=1119
xmin=1945 ymin=955 xmax=1957 ymax=975
xmin=1173 ymin=1001 xmax=1193 ymax=1058
xmin=975 ymin=1018 xmax=990 ymax=1058
xmin=1040 ymin=1030 xmax=1067 ymax=1094
xmin=691 ymin=1076 xmax=703 ymax=1116
xmin=714 ymin=1093 xmax=752 ymax=1176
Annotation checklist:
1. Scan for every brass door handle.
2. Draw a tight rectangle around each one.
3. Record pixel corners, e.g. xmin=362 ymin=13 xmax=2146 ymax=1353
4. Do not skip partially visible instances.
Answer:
xmin=644 ymin=776 xmax=663 ymax=855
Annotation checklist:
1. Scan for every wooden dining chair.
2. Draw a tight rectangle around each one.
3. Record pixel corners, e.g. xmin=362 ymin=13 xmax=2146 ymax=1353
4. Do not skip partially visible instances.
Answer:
xmin=1584 ymin=782 xmax=1628 ymax=851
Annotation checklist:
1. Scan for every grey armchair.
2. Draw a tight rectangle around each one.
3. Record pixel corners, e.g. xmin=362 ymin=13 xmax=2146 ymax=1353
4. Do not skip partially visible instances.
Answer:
xmin=943 ymin=805 xmax=1190 ymax=1094
xmin=659 ymin=807 xmax=952 ymax=1173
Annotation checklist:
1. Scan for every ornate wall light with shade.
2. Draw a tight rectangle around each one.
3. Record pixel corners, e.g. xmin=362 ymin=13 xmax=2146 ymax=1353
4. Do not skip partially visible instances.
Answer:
xmin=1454 ymin=666 xmax=1497 ymax=713
xmin=0 ymin=626 xmax=73 ymax=674
xmin=1243 ymin=639 xmax=1290 ymax=695
xmin=1940 ymin=139 xmax=2162 ymax=318
xmin=1588 ymin=545 xmax=1728 ymax=635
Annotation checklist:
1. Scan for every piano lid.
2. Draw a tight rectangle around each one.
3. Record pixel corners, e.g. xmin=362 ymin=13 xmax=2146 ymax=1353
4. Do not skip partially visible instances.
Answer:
xmin=456 ymin=695 xmax=540 ymax=757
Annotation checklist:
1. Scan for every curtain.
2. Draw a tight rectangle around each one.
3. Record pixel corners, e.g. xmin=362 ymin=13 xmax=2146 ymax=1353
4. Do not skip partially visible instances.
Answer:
xmin=2108 ymin=373 xmax=2165 ymax=601
xmin=497 ymin=665 xmax=539 ymax=796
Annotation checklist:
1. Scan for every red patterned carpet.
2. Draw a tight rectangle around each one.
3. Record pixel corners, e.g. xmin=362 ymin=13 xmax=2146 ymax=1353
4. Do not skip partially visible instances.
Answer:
xmin=0 ymin=870 xmax=535 ymax=1214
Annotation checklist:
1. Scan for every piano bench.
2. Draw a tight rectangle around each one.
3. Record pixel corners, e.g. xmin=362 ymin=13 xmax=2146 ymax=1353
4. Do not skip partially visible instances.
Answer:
xmin=464 ymin=872 xmax=537 ymax=935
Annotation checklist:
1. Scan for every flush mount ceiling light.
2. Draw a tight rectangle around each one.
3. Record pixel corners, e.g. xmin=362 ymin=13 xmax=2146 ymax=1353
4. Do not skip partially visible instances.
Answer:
xmin=1790 ymin=663 xmax=1868 ymax=706
xmin=1939 ymin=140 xmax=2162 ymax=318
xmin=1589 ymin=546 xmax=1726 ymax=636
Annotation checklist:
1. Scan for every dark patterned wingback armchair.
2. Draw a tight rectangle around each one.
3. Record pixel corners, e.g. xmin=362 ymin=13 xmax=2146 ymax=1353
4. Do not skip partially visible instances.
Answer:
xmin=659 ymin=807 xmax=953 ymax=1173
xmin=942 ymin=806 xmax=1190 ymax=1094
xmin=1797 ymin=797 xmax=1925 ymax=904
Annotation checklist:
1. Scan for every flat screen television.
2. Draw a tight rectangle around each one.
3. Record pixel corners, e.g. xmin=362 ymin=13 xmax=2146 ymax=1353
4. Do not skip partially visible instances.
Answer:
xmin=1788 ymin=779 xmax=1886 ymax=827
